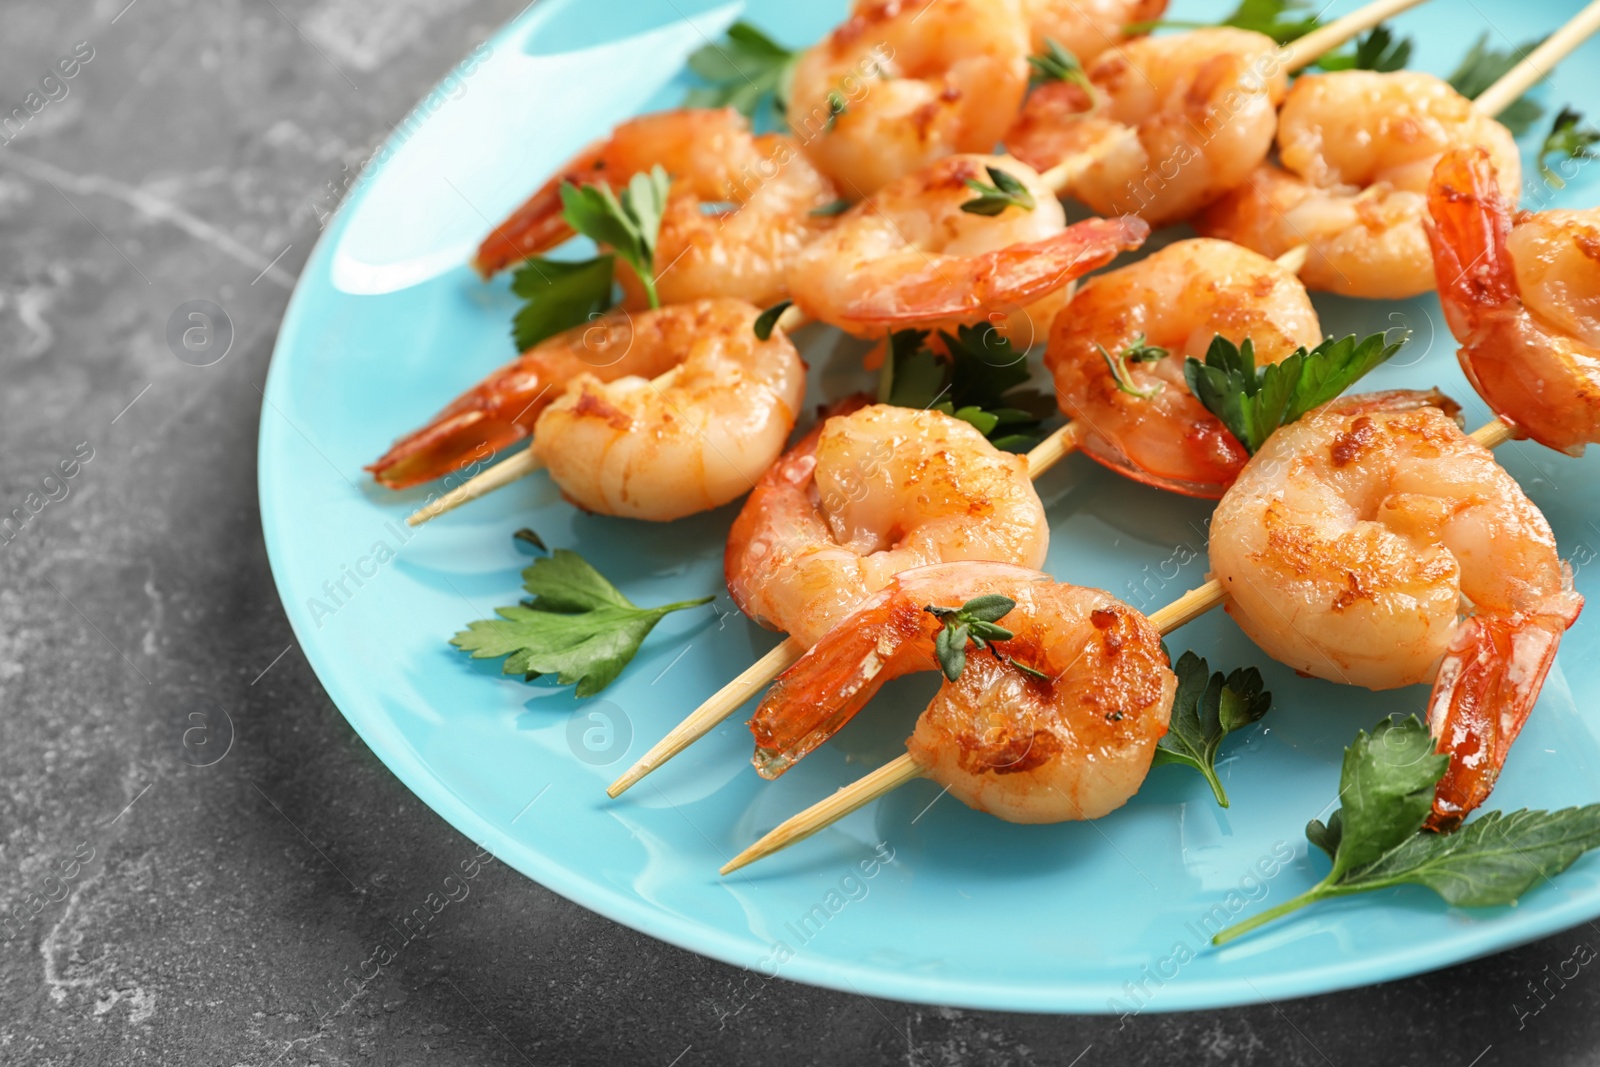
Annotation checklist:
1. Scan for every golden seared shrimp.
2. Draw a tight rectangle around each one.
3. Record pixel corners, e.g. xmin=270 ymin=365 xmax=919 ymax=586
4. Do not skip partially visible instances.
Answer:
xmin=1004 ymin=28 xmax=1287 ymax=228
xmin=1022 ymin=0 xmax=1168 ymax=64
xmin=1045 ymin=238 xmax=1322 ymax=497
xmin=526 ymin=299 xmax=806 ymax=521
xmin=1198 ymin=71 xmax=1521 ymax=299
xmin=749 ymin=562 xmax=1176 ymax=822
xmin=1209 ymin=390 xmax=1583 ymax=826
xmin=1428 ymin=148 xmax=1600 ymax=455
xmin=787 ymin=153 xmax=1150 ymax=339
xmin=368 ymin=308 xmax=681 ymax=489
xmin=788 ymin=0 xmax=1031 ymax=196
xmin=726 ymin=404 xmax=1049 ymax=649
xmin=472 ymin=108 xmax=839 ymax=308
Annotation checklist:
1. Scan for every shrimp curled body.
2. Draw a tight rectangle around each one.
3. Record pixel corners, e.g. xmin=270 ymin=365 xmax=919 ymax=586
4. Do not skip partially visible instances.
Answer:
xmin=1427 ymin=147 xmax=1600 ymax=456
xmin=726 ymin=405 xmax=1049 ymax=649
xmin=1045 ymin=238 xmax=1322 ymax=497
xmin=1209 ymin=391 xmax=1582 ymax=826
xmin=750 ymin=562 xmax=1175 ymax=823
xmin=1198 ymin=71 xmax=1521 ymax=299
xmin=528 ymin=299 xmax=806 ymax=521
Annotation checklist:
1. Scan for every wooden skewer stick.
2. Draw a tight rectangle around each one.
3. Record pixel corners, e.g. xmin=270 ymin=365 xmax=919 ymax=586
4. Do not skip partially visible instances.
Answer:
xmin=722 ymin=421 xmax=1521 ymax=873
xmin=612 ymin=249 xmax=1311 ymax=796
xmin=404 ymin=305 xmax=811 ymax=527
xmin=1039 ymin=0 xmax=1436 ymax=194
xmin=1472 ymin=0 xmax=1600 ymax=119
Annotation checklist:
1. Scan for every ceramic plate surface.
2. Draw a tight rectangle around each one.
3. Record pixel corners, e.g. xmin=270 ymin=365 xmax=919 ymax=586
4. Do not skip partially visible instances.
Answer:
xmin=259 ymin=0 xmax=1600 ymax=1012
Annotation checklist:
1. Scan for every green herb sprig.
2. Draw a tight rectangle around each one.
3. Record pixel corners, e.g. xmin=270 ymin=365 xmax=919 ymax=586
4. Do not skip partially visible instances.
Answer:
xmin=961 ymin=166 xmax=1037 ymax=217
xmin=1150 ymin=652 xmax=1271 ymax=808
xmin=1447 ymin=32 xmax=1547 ymax=136
xmin=752 ymin=300 xmax=792 ymax=341
xmin=1215 ymin=716 xmax=1600 ymax=945
xmin=1098 ymin=334 xmax=1169 ymax=399
xmin=1316 ymin=24 xmax=1413 ymax=73
xmin=451 ymin=539 xmax=712 ymax=697
xmin=808 ymin=198 xmax=853 ymax=217
xmin=924 ymin=595 xmax=1020 ymax=682
xmin=1028 ymin=38 xmax=1091 ymax=91
xmin=1539 ymin=107 xmax=1600 ymax=188
xmin=1183 ymin=331 xmax=1406 ymax=455
xmin=877 ymin=325 xmax=1054 ymax=451
xmin=1128 ymin=3 xmax=1408 ymax=72
xmin=508 ymin=167 xmax=672 ymax=351
xmin=683 ymin=20 xmax=799 ymax=123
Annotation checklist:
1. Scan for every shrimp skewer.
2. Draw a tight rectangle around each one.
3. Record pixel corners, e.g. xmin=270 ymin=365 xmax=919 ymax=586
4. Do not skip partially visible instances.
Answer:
xmin=1426 ymin=147 xmax=1600 ymax=455
xmin=721 ymin=405 xmax=1566 ymax=870
xmin=721 ymin=561 xmax=1188 ymax=874
xmin=611 ymin=244 xmax=1313 ymax=793
xmin=1199 ymin=3 xmax=1600 ymax=298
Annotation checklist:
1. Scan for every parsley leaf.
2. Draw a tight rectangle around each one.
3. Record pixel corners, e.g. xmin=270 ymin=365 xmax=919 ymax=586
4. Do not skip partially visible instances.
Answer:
xmin=451 ymin=546 xmax=712 ymax=697
xmin=683 ymin=20 xmax=799 ymax=123
xmin=1447 ymin=32 xmax=1547 ymax=136
xmin=877 ymin=326 xmax=1054 ymax=451
xmin=923 ymin=595 xmax=1019 ymax=682
xmin=1028 ymin=37 xmax=1091 ymax=91
xmin=752 ymin=300 xmax=792 ymax=341
xmin=509 ymin=256 xmax=615 ymax=351
xmin=1130 ymin=0 xmax=1320 ymax=44
xmin=961 ymin=166 xmax=1037 ymax=216
xmin=1098 ymin=334 xmax=1169 ymax=399
xmin=559 ymin=167 xmax=672 ymax=309
xmin=1183 ymin=331 xmax=1406 ymax=454
xmin=1215 ymin=716 xmax=1600 ymax=945
xmin=1150 ymin=651 xmax=1272 ymax=808
xmin=1316 ymin=23 xmax=1413 ymax=72
xmin=1540 ymin=106 xmax=1600 ymax=188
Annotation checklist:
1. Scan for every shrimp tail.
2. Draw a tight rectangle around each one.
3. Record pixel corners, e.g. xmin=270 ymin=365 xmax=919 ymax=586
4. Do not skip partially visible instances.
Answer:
xmin=1426 ymin=147 xmax=1518 ymax=345
xmin=749 ymin=588 xmax=927 ymax=779
xmin=842 ymin=215 xmax=1150 ymax=324
xmin=470 ymin=144 xmax=609 ymax=278
xmin=1425 ymin=586 xmax=1584 ymax=831
xmin=366 ymin=357 xmax=553 ymax=489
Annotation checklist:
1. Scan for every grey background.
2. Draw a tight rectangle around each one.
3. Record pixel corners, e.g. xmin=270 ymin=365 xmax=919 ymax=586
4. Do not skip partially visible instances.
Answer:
xmin=1 ymin=0 xmax=1597 ymax=1063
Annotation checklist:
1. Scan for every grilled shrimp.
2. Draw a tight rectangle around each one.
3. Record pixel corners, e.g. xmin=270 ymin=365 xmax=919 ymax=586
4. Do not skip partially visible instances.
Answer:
xmin=1428 ymin=147 xmax=1600 ymax=455
xmin=749 ymin=561 xmax=1176 ymax=823
xmin=787 ymin=153 xmax=1149 ymax=339
xmin=788 ymin=0 xmax=1031 ymax=196
xmin=1045 ymin=238 xmax=1322 ymax=497
xmin=1197 ymin=71 xmax=1521 ymax=299
xmin=528 ymin=299 xmax=805 ymax=521
xmin=1004 ymin=28 xmax=1287 ymax=228
xmin=1022 ymin=0 xmax=1168 ymax=64
xmin=472 ymin=108 xmax=839 ymax=308
xmin=1209 ymin=390 xmax=1583 ymax=827
xmin=726 ymin=405 xmax=1049 ymax=649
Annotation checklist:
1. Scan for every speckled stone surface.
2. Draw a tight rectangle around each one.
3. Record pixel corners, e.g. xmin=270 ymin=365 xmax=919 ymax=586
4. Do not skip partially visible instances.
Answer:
xmin=3 ymin=2 xmax=1600 ymax=1064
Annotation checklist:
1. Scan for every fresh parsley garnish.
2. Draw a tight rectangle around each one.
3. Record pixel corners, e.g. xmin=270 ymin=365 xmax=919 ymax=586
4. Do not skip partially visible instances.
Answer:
xmin=509 ymin=256 xmax=616 ymax=351
xmin=1098 ymin=335 xmax=1169 ymax=399
xmin=683 ymin=20 xmax=799 ymax=123
xmin=1447 ymin=32 xmax=1547 ymax=136
xmin=1027 ymin=38 xmax=1091 ymax=91
xmin=1183 ymin=331 xmax=1406 ymax=454
xmin=752 ymin=300 xmax=792 ymax=341
xmin=1214 ymin=716 xmax=1600 ymax=945
xmin=823 ymin=89 xmax=848 ymax=132
xmin=559 ymin=167 xmax=671 ymax=309
xmin=451 ymin=544 xmax=712 ymax=697
xmin=960 ymin=166 xmax=1037 ymax=217
xmin=1316 ymin=23 xmax=1413 ymax=73
xmin=1150 ymin=651 xmax=1271 ymax=808
xmin=808 ymin=198 xmax=853 ymax=217
xmin=1129 ymin=0 xmax=1321 ymax=45
xmin=924 ymin=595 xmax=1019 ymax=682
xmin=877 ymin=326 xmax=1054 ymax=451
xmin=1540 ymin=106 xmax=1600 ymax=188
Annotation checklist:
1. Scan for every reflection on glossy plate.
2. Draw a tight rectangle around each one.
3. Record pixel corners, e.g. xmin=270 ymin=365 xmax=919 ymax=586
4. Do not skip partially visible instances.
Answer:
xmin=260 ymin=0 xmax=1600 ymax=1012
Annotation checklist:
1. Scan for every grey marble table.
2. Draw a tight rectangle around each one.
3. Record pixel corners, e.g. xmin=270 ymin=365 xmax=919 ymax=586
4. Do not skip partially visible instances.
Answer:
xmin=1 ymin=1 xmax=1597 ymax=1063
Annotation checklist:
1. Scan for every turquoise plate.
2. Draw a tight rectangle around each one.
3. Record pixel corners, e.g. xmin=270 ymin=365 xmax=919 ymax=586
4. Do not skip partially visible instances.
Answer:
xmin=259 ymin=0 xmax=1600 ymax=1012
